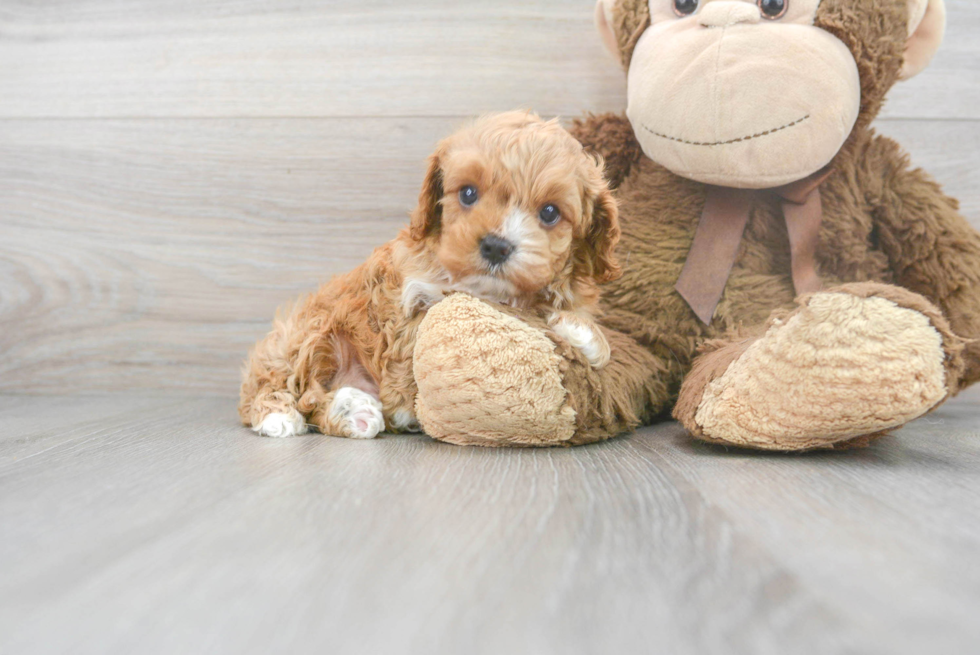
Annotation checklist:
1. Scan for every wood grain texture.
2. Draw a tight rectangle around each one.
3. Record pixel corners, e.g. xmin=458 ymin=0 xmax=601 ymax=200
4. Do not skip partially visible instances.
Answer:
xmin=1 ymin=1 xmax=978 ymax=120
xmin=1 ymin=0 xmax=979 ymax=395
xmin=0 ymin=392 xmax=978 ymax=654
xmin=0 ymin=117 xmax=451 ymax=393
xmin=2 ymin=117 xmax=978 ymax=394
xmin=2 ymin=4 xmax=979 ymax=652
xmin=0 ymin=0 xmax=624 ymax=119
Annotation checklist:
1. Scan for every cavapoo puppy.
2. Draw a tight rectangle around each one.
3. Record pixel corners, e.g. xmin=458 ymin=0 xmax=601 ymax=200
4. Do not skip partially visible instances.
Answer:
xmin=239 ymin=111 xmax=621 ymax=439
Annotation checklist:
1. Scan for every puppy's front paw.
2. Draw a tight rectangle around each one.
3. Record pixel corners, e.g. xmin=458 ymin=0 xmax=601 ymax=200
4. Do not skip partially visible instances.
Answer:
xmin=329 ymin=387 xmax=386 ymax=439
xmin=254 ymin=410 xmax=309 ymax=438
xmin=549 ymin=313 xmax=611 ymax=368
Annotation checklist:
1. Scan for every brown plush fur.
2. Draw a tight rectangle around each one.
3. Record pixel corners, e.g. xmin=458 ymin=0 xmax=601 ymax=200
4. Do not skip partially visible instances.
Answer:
xmin=398 ymin=0 xmax=978 ymax=451
xmin=239 ymin=112 xmax=622 ymax=437
xmin=572 ymin=115 xmax=980 ymax=400
xmin=559 ymin=0 xmax=980 ymax=447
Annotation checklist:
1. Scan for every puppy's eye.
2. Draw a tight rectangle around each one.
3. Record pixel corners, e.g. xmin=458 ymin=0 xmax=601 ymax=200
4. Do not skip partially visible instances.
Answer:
xmin=673 ymin=0 xmax=699 ymax=16
xmin=539 ymin=204 xmax=561 ymax=227
xmin=459 ymin=185 xmax=479 ymax=207
xmin=758 ymin=0 xmax=787 ymax=19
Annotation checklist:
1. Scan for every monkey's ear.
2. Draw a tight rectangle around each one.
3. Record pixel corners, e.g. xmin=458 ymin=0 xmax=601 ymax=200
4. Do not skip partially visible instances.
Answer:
xmin=901 ymin=0 xmax=946 ymax=80
xmin=586 ymin=182 xmax=622 ymax=284
xmin=594 ymin=0 xmax=650 ymax=70
xmin=594 ymin=0 xmax=620 ymax=62
xmin=410 ymin=149 xmax=444 ymax=241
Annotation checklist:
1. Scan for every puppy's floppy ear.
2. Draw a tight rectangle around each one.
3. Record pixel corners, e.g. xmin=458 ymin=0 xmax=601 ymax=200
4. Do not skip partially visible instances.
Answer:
xmin=410 ymin=149 xmax=445 ymax=241
xmin=583 ymin=179 xmax=622 ymax=284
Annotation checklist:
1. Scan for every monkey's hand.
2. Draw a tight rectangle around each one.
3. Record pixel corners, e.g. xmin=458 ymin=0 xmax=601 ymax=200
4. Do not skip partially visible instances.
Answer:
xmin=412 ymin=294 xmax=663 ymax=447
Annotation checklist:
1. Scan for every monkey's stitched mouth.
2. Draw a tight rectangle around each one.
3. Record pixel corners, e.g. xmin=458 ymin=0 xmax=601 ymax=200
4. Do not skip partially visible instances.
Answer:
xmin=640 ymin=115 xmax=810 ymax=147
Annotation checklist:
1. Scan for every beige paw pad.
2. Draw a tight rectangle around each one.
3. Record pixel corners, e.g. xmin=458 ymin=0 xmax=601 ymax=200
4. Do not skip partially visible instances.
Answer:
xmin=696 ymin=292 xmax=949 ymax=450
xmin=413 ymin=294 xmax=577 ymax=447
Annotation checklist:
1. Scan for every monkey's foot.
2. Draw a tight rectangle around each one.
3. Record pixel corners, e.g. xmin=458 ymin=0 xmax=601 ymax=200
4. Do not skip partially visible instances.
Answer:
xmin=674 ymin=283 xmax=966 ymax=451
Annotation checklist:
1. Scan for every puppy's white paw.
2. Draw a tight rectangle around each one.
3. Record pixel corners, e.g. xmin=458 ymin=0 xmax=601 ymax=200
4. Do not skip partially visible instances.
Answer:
xmin=254 ymin=410 xmax=309 ymax=438
xmin=330 ymin=387 xmax=385 ymax=439
xmin=401 ymin=278 xmax=447 ymax=317
xmin=550 ymin=314 xmax=610 ymax=368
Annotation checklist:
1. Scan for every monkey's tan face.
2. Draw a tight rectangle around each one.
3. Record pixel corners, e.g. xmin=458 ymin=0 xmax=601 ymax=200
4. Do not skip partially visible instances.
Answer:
xmin=626 ymin=0 xmax=861 ymax=188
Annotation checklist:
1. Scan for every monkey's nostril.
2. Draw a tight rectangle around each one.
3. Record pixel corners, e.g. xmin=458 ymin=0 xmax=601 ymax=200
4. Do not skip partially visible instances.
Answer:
xmin=480 ymin=235 xmax=513 ymax=266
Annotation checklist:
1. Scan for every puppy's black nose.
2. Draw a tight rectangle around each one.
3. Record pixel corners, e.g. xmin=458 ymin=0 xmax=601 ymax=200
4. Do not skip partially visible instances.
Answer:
xmin=480 ymin=235 xmax=513 ymax=266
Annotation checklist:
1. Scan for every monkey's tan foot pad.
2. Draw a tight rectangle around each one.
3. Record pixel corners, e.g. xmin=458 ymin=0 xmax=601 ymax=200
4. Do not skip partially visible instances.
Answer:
xmin=413 ymin=294 xmax=577 ymax=447
xmin=674 ymin=283 xmax=966 ymax=452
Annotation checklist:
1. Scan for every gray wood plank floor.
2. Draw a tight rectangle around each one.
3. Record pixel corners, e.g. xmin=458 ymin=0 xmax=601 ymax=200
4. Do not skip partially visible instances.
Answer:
xmin=2 ymin=391 xmax=979 ymax=655
xmin=3 ymin=2 xmax=980 ymax=652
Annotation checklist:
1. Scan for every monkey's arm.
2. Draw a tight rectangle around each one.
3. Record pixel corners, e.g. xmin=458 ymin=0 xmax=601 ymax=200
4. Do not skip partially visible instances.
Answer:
xmin=411 ymin=294 xmax=666 ymax=446
xmin=865 ymin=134 xmax=980 ymax=390
xmin=567 ymin=113 xmax=644 ymax=190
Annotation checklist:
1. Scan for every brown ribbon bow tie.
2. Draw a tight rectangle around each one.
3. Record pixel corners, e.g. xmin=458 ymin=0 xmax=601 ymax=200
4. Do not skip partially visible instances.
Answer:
xmin=675 ymin=167 xmax=834 ymax=325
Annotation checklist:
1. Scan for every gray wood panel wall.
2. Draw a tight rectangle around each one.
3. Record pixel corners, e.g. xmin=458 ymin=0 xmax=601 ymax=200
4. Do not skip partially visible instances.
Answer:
xmin=2 ymin=0 xmax=979 ymax=395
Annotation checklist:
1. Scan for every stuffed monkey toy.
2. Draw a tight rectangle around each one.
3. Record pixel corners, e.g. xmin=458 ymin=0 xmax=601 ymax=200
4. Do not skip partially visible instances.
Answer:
xmin=411 ymin=0 xmax=980 ymax=450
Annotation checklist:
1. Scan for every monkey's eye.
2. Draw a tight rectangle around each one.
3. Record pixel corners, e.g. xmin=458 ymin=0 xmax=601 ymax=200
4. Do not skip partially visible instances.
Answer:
xmin=672 ymin=0 xmax=699 ymax=16
xmin=459 ymin=185 xmax=479 ymax=207
xmin=758 ymin=0 xmax=787 ymax=19
xmin=539 ymin=204 xmax=561 ymax=227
